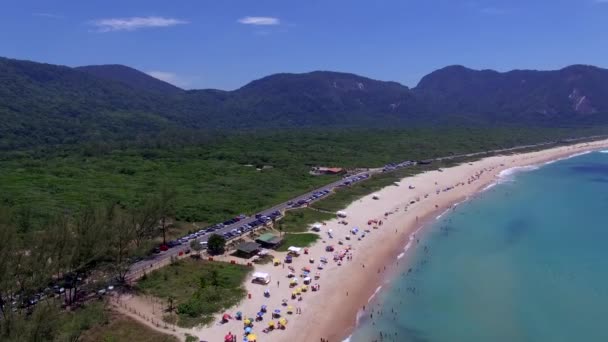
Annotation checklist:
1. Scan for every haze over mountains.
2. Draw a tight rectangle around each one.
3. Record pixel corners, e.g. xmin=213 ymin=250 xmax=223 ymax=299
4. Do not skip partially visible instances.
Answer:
xmin=1 ymin=56 xmax=608 ymax=149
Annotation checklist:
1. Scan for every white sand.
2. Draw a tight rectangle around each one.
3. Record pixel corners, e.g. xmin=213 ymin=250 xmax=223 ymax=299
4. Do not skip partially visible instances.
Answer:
xmin=120 ymin=139 xmax=608 ymax=342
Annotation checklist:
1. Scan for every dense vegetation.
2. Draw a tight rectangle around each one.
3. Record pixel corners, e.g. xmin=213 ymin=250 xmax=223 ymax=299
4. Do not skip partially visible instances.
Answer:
xmin=4 ymin=56 xmax=608 ymax=149
xmin=0 ymin=196 xmax=178 ymax=341
xmin=137 ymin=259 xmax=250 ymax=327
xmin=2 ymin=127 xmax=603 ymax=226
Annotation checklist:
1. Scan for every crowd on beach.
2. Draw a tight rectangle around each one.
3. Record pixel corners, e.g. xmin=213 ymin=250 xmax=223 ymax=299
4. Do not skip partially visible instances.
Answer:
xmin=188 ymin=141 xmax=608 ymax=342
xmin=211 ymin=161 xmax=506 ymax=342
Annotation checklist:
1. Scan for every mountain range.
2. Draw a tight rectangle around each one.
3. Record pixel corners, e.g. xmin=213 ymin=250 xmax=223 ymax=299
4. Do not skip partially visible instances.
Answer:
xmin=1 ymin=56 xmax=608 ymax=149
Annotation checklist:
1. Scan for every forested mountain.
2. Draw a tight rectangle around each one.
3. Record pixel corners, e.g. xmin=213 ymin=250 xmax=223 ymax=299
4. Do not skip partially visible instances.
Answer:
xmin=76 ymin=64 xmax=184 ymax=94
xmin=2 ymin=56 xmax=608 ymax=149
xmin=414 ymin=64 xmax=608 ymax=124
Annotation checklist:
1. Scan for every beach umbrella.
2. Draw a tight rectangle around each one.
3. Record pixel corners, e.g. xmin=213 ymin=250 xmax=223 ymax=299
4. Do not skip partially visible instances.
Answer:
xmin=261 ymin=304 xmax=267 ymax=311
xmin=279 ymin=318 xmax=287 ymax=325
xmin=274 ymin=309 xmax=281 ymax=314
xmin=224 ymin=333 xmax=233 ymax=342
xmin=247 ymin=334 xmax=257 ymax=341
xmin=287 ymin=305 xmax=293 ymax=313
xmin=244 ymin=319 xmax=251 ymax=325
xmin=257 ymin=312 xmax=263 ymax=317
xmin=268 ymin=321 xmax=275 ymax=327
xmin=245 ymin=327 xmax=252 ymax=333
xmin=223 ymin=313 xmax=231 ymax=321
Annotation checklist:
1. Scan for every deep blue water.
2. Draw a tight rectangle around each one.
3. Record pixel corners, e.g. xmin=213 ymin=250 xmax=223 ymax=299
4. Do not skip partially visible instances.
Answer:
xmin=350 ymin=151 xmax=608 ymax=342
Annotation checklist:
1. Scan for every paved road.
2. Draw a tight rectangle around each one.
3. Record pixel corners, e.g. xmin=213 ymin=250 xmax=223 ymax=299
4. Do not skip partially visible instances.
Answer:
xmin=127 ymin=134 xmax=606 ymax=279
xmin=127 ymin=169 xmax=379 ymax=278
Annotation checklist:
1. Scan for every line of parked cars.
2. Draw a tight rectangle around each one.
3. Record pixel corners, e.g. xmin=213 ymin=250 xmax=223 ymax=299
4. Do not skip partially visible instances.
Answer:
xmin=219 ymin=210 xmax=283 ymax=240
xmin=382 ymin=161 xmax=415 ymax=172
xmin=154 ymin=211 xmax=287 ymax=254
xmin=289 ymin=189 xmax=331 ymax=208
xmin=339 ymin=173 xmax=370 ymax=187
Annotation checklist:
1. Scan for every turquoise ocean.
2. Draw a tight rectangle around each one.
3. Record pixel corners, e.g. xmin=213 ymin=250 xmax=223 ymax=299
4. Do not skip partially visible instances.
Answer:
xmin=349 ymin=150 xmax=608 ymax=342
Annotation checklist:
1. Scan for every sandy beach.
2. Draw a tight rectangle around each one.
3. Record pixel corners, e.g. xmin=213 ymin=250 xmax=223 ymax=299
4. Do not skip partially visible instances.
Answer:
xmin=118 ymin=139 xmax=608 ymax=342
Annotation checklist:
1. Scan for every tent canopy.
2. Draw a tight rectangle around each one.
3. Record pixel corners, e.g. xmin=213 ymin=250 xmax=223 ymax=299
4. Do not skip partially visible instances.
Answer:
xmin=287 ymin=246 xmax=302 ymax=254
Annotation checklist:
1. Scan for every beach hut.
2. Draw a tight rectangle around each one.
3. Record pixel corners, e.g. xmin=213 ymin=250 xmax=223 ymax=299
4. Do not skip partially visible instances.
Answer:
xmin=251 ymin=272 xmax=271 ymax=285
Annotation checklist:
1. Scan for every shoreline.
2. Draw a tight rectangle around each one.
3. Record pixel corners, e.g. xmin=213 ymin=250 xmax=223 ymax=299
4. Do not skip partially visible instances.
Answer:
xmin=303 ymin=140 xmax=608 ymax=342
xmin=121 ymin=139 xmax=608 ymax=342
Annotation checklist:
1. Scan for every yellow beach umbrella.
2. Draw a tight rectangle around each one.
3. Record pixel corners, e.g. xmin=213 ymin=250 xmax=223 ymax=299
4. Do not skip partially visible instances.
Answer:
xmin=287 ymin=305 xmax=293 ymax=313
xmin=247 ymin=334 xmax=257 ymax=341
xmin=279 ymin=318 xmax=287 ymax=325
xmin=244 ymin=319 xmax=251 ymax=325
xmin=268 ymin=320 xmax=275 ymax=327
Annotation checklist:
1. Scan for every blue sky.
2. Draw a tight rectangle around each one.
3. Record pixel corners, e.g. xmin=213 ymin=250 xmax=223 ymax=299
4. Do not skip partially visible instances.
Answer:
xmin=1 ymin=0 xmax=607 ymax=90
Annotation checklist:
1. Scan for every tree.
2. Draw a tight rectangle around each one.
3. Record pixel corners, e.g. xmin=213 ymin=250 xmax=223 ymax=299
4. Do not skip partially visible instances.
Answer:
xmin=190 ymin=239 xmax=203 ymax=258
xmin=207 ymin=234 xmax=226 ymax=256
xmin=157 ymin=187 xmax=177 ymax=245
xmin=106 ymin=205 xmax=137 ymax=283
xmin=130 ymin=199 xmax=160 ymax=247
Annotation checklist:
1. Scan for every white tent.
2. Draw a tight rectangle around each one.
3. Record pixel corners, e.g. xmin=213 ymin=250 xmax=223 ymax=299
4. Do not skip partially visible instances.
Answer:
xmin=372 ymin=194 xmax=380 ymax=200
xmin=311 ymin=223 xmax=322 ymax=232
xmin=337 ymin=211 xmax=347 ymax=218
xmin=287 ymin=246 xmax=302 ymax=255
xmin=252 ymin=272 xmax=271 ymax=284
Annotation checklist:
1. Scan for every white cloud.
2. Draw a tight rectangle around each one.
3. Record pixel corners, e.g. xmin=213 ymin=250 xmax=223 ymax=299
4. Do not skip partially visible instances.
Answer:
xmin=146 ymin=71 xmax=189 ymax=88
xmin=90 ymin=16 xmax=188 ymax=32
xmin=237 ymin=16 xmax=280 ymax=26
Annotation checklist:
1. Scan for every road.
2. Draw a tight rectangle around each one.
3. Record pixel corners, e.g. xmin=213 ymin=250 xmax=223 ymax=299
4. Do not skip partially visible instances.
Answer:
xmin=126 ymin=134 xmax=606 ymax=279
xmin=126 ymin=169 xmax=379 ymax=279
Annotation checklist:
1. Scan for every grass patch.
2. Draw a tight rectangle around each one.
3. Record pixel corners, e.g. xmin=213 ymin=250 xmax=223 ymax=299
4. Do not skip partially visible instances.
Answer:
xmin=276 ymin=208 xmax=334 ymax=233
xmin=136 ymin=258 xmax=250 ymax=328
xmin=276 ymin=233 xmax=320 ymax=251
xmin=81 ymin=311 xmax=178 ymax=342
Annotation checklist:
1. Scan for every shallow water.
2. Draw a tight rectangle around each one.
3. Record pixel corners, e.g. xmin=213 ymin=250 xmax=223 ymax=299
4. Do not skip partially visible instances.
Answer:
xmin=349 ymin=151 xmax=608 ymax=342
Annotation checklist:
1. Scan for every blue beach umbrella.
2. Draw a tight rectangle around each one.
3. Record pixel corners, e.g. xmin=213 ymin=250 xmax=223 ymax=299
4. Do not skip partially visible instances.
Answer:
xmin=245 ymin=327 xmax=252 ymax=333
xmin=257 ymin=312 xmax=263 ymax=317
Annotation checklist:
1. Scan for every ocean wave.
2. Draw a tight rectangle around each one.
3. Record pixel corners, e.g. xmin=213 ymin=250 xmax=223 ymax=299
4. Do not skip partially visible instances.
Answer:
xmin=368 ymin=286 xmax=382 ymax=303
xmin=600 ymin=150 xmax=608 ymax=154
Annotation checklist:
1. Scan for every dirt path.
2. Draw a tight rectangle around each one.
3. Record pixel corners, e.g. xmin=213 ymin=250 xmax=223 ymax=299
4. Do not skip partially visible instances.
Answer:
xmin=110 ymin=294 xmax=189 ymax=341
